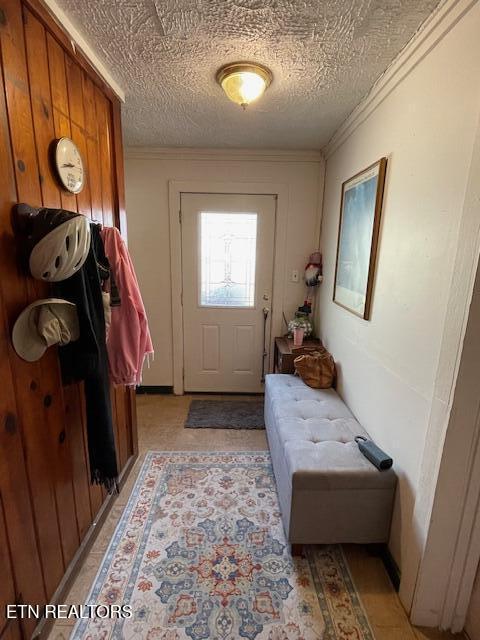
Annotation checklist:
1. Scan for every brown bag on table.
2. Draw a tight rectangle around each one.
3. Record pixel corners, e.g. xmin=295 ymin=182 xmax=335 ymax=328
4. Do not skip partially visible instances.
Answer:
xmin=294 ymin=348 xmax=336 ymax=389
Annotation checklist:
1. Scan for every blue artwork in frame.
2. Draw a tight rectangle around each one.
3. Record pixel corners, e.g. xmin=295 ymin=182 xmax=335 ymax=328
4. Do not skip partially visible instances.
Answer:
xmin=333 ymin=158 xmax=387 ymax=319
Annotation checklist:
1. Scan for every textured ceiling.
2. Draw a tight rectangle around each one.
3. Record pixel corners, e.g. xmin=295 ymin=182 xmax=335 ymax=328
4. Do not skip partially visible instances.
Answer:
xmin=55 ymin=0 xmax=441 ymax=149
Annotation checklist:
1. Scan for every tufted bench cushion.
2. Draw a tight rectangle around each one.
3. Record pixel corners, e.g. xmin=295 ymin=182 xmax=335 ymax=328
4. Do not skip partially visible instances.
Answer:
xmin=265 ymin=374 xmax=397 ymax=544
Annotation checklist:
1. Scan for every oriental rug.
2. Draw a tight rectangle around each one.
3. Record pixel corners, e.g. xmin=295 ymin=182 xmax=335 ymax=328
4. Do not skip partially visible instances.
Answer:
xmin=72 ymin=452 xmax=374 ymax=640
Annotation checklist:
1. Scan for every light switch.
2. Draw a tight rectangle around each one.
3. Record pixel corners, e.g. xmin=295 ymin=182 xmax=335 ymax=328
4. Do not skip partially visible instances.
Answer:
xmin=292 ymin=270 xmax=299 ymax=283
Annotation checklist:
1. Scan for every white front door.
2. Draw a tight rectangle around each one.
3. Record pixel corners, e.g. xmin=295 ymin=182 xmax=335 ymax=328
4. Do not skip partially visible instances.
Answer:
xmin=181 ymin=193 xmax=276 ymax=392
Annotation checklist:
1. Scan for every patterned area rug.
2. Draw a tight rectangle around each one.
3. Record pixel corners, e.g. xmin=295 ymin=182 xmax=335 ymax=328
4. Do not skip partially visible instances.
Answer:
xmin=185 ymin=400 xmax=265 ymax=429
xmin=72 ymin=452 xmax=374 ymax=640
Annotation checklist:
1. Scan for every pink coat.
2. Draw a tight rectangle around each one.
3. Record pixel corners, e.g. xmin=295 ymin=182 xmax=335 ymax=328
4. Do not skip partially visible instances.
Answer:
xmin=101 ymin=227 xmax=153 ymax=385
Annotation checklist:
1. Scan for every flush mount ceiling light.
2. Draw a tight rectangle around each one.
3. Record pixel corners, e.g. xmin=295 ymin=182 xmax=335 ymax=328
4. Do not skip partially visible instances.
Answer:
xmin=216 ymin=62 xmax=273 ymax=109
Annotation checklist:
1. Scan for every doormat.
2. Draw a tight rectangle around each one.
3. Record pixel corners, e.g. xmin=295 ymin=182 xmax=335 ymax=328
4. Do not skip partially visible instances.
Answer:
xmin=185 ymin=399 xmax=265 ymax=430
xmin=71 ymin=451 xmax=375 ymax=640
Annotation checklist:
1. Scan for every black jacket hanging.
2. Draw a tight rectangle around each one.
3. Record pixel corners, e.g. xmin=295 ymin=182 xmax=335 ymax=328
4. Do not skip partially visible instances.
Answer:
xmin=54 ymin=224 xmax=118 ymax=491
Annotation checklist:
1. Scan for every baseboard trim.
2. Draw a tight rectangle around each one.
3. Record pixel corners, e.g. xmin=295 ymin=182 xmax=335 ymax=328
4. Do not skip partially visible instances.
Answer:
xmin=367 ymin=543 xmax=401 ymax=591
xmin=33 ymin=453 xmax=137 ymax=639
xmin=136 ymin=385 xmax=173 ymax=394
xmin=381 ymin=546 xmax=401 ymax=592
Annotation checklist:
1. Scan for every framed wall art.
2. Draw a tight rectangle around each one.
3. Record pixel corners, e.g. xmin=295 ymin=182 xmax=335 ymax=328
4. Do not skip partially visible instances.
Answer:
xmin=333 ymin=157 xmax=387 ymax=320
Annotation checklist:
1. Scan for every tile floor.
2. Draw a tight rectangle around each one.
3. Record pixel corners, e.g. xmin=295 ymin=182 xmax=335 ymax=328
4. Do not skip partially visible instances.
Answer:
xmin=47 ymin=394 xmax=464 ymax=640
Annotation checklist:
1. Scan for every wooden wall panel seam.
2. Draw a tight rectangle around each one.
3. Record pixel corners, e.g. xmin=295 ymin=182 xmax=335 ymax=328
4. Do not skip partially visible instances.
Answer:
xmin=23 ymin=6 xmax=47 ymax=204
xmin=81 ymin=72 xmax=104 ymax=225
xmin=23 ymin=7 xmax=61 ymax=209
xmin=22 ymin=0 xmax=120 ymax=103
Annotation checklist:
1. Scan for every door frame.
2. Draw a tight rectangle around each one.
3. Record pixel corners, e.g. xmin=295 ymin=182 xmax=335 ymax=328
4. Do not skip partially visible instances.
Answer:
xmin=168 ymin=180 xmax=288 ymax=395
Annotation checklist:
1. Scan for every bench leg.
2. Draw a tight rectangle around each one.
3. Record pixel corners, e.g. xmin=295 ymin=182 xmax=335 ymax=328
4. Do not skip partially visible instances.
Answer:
xmin=291 ymin=544 xmax=304 ymax=557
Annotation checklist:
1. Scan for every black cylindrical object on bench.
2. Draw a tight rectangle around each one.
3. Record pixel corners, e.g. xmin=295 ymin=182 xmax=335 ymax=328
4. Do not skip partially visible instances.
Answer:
xmin=355 ymin=436 xmax=393 ymax=471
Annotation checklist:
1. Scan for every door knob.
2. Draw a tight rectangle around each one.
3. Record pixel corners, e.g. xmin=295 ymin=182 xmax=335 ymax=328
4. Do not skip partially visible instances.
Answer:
xmin=263 ymin=294 xmax=270 ymax=301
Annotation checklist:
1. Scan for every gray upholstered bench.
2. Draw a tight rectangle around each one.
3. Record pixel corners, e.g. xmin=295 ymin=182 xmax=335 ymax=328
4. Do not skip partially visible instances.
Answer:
xmin=265 ymin=374 xmax=397 ymax=553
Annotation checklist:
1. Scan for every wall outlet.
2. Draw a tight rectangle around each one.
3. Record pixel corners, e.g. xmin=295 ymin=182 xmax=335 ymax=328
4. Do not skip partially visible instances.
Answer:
xmin=291 ymin=270 xmax=299 ymax=283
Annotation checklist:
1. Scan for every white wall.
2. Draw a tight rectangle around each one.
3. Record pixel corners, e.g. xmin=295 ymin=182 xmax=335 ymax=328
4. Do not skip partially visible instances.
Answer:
xmin=125 ymin=150 xmax=324 ymax=386
xmin=317 ymin=0 xmax=480 ymax=607
xmin=406 ymin=100 xmax=480 ymax=629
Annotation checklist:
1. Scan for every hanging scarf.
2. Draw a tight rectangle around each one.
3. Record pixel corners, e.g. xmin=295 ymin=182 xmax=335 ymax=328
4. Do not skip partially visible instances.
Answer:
xmin=54 ymin=224 xmax=118 ymax=492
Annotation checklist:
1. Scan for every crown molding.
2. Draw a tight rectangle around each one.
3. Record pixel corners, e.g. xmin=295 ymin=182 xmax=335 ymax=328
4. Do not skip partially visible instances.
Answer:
xmin=323 ymin=0 xmax=477 ymax=158
xmin=41 ymin=0 xmax=125 ymax=102
xmin=125 ymin=147 xmax=324 ymax=163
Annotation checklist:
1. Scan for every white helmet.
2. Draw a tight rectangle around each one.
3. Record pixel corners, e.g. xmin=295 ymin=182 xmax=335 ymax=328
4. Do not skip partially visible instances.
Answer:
xmin=14 ymin=204 xmax=91 ymax=282
xmin=30 ymin=216 xmax=91 ymax=281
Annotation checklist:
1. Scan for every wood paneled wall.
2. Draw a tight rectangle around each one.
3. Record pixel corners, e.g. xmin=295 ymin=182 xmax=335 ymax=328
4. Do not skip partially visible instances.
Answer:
xmin=0 ymin=1 xmax=137 ymax=638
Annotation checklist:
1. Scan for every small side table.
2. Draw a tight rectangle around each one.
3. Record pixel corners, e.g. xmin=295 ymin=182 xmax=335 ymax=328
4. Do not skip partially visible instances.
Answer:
xmin=273 ymin=336 xmax=323 ymax=374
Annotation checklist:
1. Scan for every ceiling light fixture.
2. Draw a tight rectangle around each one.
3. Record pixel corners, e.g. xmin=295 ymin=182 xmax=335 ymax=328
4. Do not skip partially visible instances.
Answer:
xmin=216 ymin=62 xmax=273 ymax=109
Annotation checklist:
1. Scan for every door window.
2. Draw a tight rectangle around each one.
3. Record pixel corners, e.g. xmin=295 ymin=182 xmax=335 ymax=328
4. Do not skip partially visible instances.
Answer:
xmin=199 ymin=212 xmax=257 ymax=307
